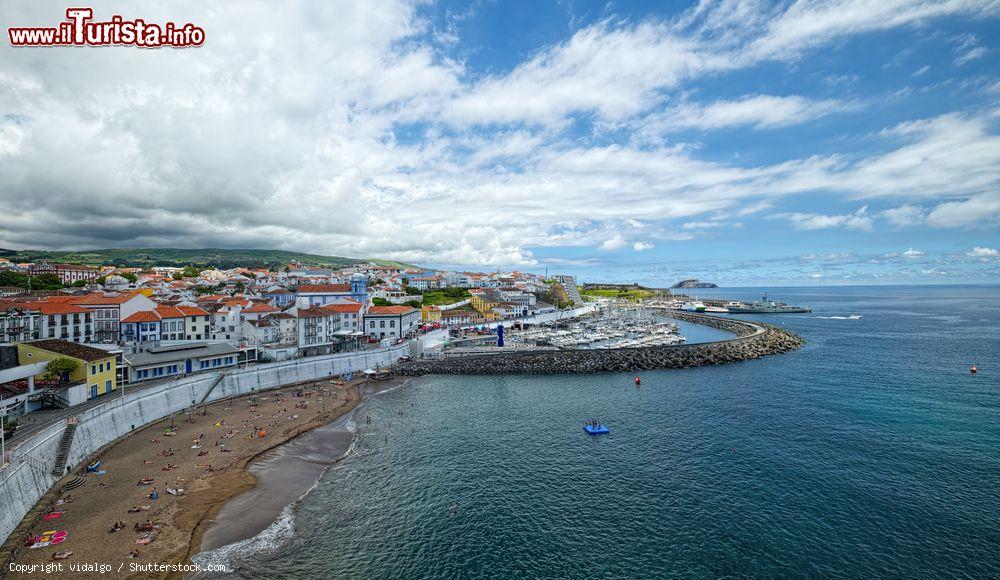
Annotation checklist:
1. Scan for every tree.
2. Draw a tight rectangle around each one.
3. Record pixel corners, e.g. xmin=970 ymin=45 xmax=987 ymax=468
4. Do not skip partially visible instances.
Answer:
xmin=120 ymin=272 xmax=138 ymax=283
xmin=403 ymin=285 xmax=422 ymax=296
xmin=30 ymin=274 xmax=64 ymax=290
xmin=0 ymin=271 xmax=27 ymax=288
xmin=181 ymin=265 xmax=200 ymax=278
xmin=45 ymin=358 xmax=80 ymax=384
xmin=405 ymin=300 xmax=422 ymax=308
xmin=371 ymin=298 xmax=392 ymax=306
xmin=72 ymin=280 xmax=88 ymax=287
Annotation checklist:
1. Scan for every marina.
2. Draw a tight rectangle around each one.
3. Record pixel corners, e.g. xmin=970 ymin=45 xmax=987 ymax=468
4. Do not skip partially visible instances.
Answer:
xmin=446 ymin=304 xmax=687 ymax=352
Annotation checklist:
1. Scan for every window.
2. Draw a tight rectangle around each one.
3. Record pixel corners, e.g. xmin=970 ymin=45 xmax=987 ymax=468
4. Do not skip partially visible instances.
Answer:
xmin=380 ymin=321 xmax=385 ymax=328
xmin=390 ymin=320 xmax=396 ymax=327
xmin=91 ymin=364 xmax=97 ymax=375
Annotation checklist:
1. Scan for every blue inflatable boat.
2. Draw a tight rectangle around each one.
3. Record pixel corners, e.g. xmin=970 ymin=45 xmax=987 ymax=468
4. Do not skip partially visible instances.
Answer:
xmin=583 ymin=423 xmax=610 ymax=435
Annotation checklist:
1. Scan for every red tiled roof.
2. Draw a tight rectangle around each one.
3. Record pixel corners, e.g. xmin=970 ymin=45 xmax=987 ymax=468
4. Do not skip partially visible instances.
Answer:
xmin=122 ymin=310 xmax=161 ymax=323
xmin=297 ymin=284 xmax=350 ymax=293
xmin=0 ymin=300 xmax=39 ymax=313
xmin=176 ymin=306 xmax=209 ymax=316
xmin=72 ymin=291 xmax=144 ymax=305
xmin=154 ymin=306 xmax=186 ymax=319
xmin=245 ymin=302 xmax=279 ymax=313
xmin=322 ymin=302 xmax=362 ymax=314
xmin=297 ymin=306 xmax=334 ymax=318
xmin=196 ymin=295 xmax=227 ymax=302
xmin=36 ymin=302 xmax=91 ymax=315
xmin=367 ymin=306 xmax=417 ymax=315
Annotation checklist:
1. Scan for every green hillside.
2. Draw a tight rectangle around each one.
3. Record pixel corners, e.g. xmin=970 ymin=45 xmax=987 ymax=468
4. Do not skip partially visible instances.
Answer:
xmin=0 ymin=248 xmax=414 ymax=271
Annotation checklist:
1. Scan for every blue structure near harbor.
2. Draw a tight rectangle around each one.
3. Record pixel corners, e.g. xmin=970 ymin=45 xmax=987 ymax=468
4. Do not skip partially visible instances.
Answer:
xmin=584 ymin=423 xmax=609 ymax=435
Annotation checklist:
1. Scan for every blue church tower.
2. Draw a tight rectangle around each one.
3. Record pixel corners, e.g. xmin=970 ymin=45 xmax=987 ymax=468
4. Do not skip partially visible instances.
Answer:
xmin=350 ymin=273 xmax=367 ymax=304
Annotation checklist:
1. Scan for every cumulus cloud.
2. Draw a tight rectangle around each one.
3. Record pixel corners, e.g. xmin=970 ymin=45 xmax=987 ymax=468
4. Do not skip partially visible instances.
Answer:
xmin=773 ymin=206 xmax=874 ymax=231
xmin=599 ymin=235 xmax=628 ymax=251
xmin=880 ymin=204 xmax=926 ymax=227
xmin=632 ymin=242 xmax=654 ymax=252
xmin=902 ymin=247 xmax=925 ymax=257
xmin=967 ymin=246 xmax=998 ymax=257
xmin=0 ymin=0 xmax=999 ymax=266
xmin=926 ymin=193 xmax=1000 ymax=228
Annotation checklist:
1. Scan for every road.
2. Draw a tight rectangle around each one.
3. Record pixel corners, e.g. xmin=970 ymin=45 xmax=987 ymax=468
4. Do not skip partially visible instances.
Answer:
xmin=3 ymin=374 xmax=214 ymax=453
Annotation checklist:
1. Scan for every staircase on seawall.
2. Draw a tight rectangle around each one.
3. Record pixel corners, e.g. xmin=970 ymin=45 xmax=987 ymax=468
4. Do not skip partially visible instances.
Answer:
xmin=198 ymin=371 xmax=229 ymax=406
xmin=50 ymin=418 xmax=78 ymax=478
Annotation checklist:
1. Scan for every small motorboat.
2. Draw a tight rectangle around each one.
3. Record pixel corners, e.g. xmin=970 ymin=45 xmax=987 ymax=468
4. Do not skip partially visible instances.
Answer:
xmin=583 ymin=422 xmax=610 ymax=435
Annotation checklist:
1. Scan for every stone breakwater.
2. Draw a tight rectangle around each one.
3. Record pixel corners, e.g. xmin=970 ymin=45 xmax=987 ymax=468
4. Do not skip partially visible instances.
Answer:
xmin=393 ymin=312 xmax=804 ymax=375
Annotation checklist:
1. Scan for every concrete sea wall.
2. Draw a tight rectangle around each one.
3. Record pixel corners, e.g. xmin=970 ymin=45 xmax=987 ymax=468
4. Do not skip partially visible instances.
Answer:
xmin=0 ymin=344 xmax=410 ymax=547
xmin=394 ymin=312 xmax=804 ymax=375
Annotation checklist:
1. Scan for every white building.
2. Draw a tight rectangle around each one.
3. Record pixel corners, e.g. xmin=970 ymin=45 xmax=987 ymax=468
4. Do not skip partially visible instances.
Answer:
xmin=37 ymin=302 xmax=93 ymax=343
xmin=364 ymin=306 xmax=419 ymax=340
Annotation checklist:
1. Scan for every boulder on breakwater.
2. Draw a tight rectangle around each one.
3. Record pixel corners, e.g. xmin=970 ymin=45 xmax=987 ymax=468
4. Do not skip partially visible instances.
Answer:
xmin=393 ymin=311 xmax=804 ymax=376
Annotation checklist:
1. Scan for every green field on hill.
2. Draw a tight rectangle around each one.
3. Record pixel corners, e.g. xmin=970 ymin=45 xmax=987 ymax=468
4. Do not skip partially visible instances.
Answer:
xmin=581 ymin=288 xmax=655 ymax=301
xmin=0 ymin=248 xmax=413 ymax=270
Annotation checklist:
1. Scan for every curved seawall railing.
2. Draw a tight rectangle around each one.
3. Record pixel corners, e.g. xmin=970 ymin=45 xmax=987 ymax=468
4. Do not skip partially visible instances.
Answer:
xmin=393 ymin=312 xmax=804 ymax=376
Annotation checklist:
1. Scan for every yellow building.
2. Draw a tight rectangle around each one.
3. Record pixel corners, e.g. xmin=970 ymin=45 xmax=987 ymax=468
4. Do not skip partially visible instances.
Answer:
xmin=470 ymin=293 xmax=500 ymax=314
xmin=17 ymin=339 xmax=117 ymax=400
xmin=421 ymin=305 xmax=442 ymax=322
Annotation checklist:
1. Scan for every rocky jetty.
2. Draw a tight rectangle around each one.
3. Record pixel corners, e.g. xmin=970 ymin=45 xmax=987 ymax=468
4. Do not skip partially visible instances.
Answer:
xmin=394 ymin=312 xmax=804 ymax=376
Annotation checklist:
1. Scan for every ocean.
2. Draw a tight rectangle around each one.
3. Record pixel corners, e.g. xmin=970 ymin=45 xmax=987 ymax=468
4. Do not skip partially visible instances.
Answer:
xmin=198 ymin=285 xmax=1000 ymax=578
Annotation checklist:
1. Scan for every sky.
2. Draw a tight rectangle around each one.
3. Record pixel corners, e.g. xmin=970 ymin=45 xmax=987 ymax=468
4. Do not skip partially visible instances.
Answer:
xmin=0 ymin=0 xmax=998 ymax=287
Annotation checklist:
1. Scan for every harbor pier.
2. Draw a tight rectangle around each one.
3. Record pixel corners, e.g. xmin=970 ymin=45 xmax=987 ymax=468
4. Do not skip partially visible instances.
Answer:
xmin=394 ymin=312 xmax=804 ymax=375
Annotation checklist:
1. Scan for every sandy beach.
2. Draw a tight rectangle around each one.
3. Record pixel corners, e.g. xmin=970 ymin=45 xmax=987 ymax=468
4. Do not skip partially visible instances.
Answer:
xmin=195 ymin=378 xmax=408 ymax=561
xmin=8 ymin=377 xmax=364 ymax=579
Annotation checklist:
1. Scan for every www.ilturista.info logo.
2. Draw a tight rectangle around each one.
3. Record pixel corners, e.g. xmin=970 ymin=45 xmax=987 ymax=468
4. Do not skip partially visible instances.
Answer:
xmin=8 ymin=8 xmax=205 ymax=47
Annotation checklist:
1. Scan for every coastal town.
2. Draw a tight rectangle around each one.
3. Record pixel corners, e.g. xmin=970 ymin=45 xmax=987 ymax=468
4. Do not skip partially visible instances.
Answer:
xmin=0 ymin=256 xmax=604 ymax=416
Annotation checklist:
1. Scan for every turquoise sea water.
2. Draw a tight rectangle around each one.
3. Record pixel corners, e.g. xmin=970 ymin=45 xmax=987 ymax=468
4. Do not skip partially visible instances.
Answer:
xmin=239 ymin=286 xmax=1000 ymax=578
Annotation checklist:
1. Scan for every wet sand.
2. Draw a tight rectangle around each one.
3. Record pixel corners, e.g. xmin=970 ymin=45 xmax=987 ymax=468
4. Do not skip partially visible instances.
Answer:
xmin=193 ymin=378 xmax=408 ymax=567
xmin=9 ymin=378 xmax=363 ymax=579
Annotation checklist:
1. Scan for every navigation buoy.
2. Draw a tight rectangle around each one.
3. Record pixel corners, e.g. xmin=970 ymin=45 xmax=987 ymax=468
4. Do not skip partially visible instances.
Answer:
xmin=634 ymin=377 xmax=641 ymax=386
xmin=970 ymin=365 xmax=978 ymax=375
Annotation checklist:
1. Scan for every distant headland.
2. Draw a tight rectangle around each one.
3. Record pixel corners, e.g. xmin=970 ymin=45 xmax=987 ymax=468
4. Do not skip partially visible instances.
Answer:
xmin=670 ymin=279 xmax=718 ymax=289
